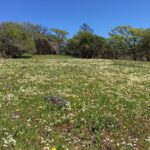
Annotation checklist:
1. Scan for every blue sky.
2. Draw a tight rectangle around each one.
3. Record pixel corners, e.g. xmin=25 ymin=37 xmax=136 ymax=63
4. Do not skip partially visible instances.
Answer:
xmin=0 ymin=0 xmax=150 ymax=37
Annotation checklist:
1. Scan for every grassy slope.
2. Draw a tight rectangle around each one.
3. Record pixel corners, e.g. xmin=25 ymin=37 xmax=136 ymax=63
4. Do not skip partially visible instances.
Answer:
xmin=0 ymin=55 xmax=150 ymax=150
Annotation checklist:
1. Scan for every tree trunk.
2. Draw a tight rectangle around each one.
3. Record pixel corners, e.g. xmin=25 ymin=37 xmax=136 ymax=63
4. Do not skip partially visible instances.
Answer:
xmin=132 ymin=49 xmax=137 ymax=61
xmin=115 ymin=52 xmax=118 ymax=60
xmin=146 ymin=50 xmax=150 ymax=61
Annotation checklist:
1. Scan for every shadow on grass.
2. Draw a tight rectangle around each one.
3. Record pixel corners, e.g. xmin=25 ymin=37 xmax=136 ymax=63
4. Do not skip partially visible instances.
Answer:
xmin=19 ymin=55 xmax=32 ymax=59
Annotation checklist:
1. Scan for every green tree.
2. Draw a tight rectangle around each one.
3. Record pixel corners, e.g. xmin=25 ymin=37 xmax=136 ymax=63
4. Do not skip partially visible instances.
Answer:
xmin=106 ymin=36 xmax=129 ymax=59
xmin=0 ymin=22 xmax=35 ymax=58
xmin=67 ymin=31 xmax=106 ymax=58
xmin=109 ymin=26 xmax=143 ymax=60
xmin=51 ymin=28 xmax=69 ymax=54
xmin=22 ymin=23 xmax=49 ymax=38
xmin=139 ymin=29 xmax=150 ymax=61
xmin=22 ymin=23 xmax=55 ymax=55
xmin=80 ymin=23 xmax=94 ymax=33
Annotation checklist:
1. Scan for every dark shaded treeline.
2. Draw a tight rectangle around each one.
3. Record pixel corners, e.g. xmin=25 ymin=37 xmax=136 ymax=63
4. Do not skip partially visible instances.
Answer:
xmin=0 ymin=22 xmax=149 ymax=61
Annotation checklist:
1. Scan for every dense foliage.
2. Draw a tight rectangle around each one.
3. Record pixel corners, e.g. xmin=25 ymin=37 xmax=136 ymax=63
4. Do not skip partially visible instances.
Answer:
xmin=0 ymin=22 xmax=149 ymax=60
xmin=0 ymin=23 xmax=35 ymax=58
xmin=67 ymin=31 xmax=106 ymax=58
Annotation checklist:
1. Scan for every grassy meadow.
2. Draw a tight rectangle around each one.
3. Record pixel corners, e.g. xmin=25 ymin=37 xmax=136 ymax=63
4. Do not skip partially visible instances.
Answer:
xmin=0 ymin=55 xmax=150 ymax=150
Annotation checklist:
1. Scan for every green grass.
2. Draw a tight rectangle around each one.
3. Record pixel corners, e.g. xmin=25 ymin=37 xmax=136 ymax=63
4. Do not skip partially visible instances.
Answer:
xmin=0 ymin=55 xmax=150 ymax=150
xmin=32 ymin=55 xmax=74 ymax=59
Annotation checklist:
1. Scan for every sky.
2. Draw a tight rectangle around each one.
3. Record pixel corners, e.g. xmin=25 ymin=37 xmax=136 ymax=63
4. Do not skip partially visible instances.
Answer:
xmin=0 ymin=0 xmax=150 ymax=37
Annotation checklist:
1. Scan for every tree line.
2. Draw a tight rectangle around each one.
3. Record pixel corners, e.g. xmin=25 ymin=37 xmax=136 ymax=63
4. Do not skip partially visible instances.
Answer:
xmin=0 ymin=22 xmax=149 ymax=61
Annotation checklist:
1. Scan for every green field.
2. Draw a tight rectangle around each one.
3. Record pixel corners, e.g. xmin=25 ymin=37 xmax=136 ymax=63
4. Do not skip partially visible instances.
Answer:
xmin=0 ymin=55 xmax=150 ymax=150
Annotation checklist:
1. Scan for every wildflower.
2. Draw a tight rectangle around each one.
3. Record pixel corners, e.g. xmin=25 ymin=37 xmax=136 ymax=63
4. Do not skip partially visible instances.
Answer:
xmin=52 ymin=146 xmax=57 ymax=150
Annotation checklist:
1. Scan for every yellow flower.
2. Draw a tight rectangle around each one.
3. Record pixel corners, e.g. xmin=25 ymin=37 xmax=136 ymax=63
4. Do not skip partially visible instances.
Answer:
xmin=52 ymin=147 xmax=57 ymax=150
